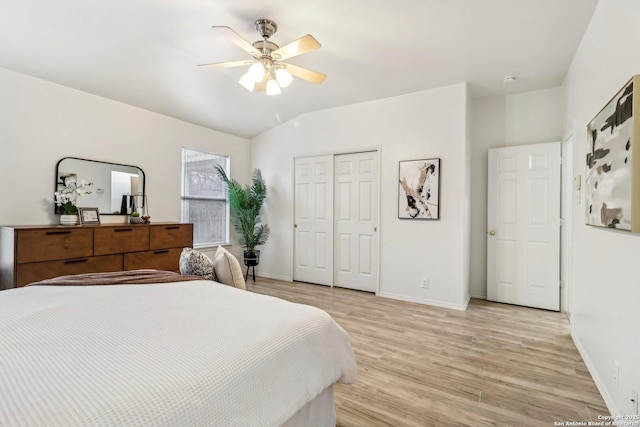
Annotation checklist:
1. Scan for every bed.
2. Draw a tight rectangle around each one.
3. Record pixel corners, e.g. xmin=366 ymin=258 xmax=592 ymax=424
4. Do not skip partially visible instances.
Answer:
xmin=0 ymin=271 xmax=357 ymax=426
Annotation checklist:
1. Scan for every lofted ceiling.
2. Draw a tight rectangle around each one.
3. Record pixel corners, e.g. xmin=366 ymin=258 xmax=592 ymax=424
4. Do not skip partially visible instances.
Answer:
xmin=0 ymin=0 xmax=599 ymax=139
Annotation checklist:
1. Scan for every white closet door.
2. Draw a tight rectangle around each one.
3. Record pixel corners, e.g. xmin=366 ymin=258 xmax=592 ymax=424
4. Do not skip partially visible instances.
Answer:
xmin=334 ymin=151 xmax=379 ymax=292
xmin=487 ymin=142 xmax=561 ymax=311
xmin=293 ymin=156 xmax=334 ymax=286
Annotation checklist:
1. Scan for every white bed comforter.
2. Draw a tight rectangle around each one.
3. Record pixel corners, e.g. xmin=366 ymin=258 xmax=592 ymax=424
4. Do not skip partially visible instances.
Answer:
xmin=0 ymin=281 xmax=357 ymax=427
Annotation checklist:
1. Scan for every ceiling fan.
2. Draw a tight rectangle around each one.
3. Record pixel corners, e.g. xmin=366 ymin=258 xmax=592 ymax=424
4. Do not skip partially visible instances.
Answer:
xmin=199 ymin=19 xmax=326 ymax=95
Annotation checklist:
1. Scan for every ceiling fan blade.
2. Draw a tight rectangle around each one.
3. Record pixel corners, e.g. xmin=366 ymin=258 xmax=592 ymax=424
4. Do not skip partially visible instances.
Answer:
xmin=211 ymin=26 xmax=261 ymax=57
xmin=198 ymin=60 xmax=253 ymax=69
xmin=272 ymin=34 xmax=321 ymax=61
xmin=283 ymin=63 xmax=327 ymax=84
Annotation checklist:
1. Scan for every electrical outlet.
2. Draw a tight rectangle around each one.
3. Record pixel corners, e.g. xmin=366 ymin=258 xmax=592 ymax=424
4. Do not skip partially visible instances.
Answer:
xmin=631 ymin=390 xmax=639 ymax=415
xmin=421 ymin=278 xmax=429 ymax=289
xmin=613 ymin=360 xmax=620 ymax=387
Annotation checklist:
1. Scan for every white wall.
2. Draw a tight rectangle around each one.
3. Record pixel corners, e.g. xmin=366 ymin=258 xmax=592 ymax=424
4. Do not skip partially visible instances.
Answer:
xmin=0 ymin=66 xmax=251 ymax=260
xmin=251 ymin=83 xmax=471 ymax=309
xmin=563 ymin=0 xmax=640 ymax=416
xmin=469 ymin=87 xmax=565 ymax=298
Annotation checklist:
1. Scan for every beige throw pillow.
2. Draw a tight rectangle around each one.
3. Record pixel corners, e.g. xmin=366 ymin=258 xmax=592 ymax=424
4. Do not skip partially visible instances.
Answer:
xmin=213 ymin=246 xmax=246 ymax=290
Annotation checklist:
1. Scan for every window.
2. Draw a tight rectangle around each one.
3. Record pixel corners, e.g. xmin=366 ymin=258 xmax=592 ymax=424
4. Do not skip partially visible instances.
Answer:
xmin=181 ymin=148 xmax=229 ymax=247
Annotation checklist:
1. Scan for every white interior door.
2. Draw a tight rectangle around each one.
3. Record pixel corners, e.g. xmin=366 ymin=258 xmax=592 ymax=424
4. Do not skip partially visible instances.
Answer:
xmin=334 ymin=152 xmax=379 ymax=292
xmin=293 ymin=156 xmax=333 ymax=286
xmin=487 ymin=142 xmax=561 ymax=311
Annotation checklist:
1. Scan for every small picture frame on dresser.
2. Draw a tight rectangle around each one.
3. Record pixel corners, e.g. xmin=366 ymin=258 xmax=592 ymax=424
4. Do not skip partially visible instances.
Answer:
xmin=78 ymin=207 xmax=101 ymax=225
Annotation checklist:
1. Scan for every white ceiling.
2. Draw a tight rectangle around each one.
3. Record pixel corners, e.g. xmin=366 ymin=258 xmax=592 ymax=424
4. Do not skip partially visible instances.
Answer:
xmin=0 ymin=0 xmax=598 ymax=139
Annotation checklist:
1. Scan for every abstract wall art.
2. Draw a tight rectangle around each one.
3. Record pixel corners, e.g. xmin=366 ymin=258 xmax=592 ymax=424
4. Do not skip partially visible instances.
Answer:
xmin=586 ymin=75 xmax=640 ymax=232
xmin=398 ymin=158 xmax=440 ymax=220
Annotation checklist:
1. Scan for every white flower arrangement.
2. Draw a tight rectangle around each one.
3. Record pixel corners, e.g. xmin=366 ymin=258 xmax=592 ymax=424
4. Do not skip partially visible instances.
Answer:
xmin=55 ymin=180 xmax=93 ymax=214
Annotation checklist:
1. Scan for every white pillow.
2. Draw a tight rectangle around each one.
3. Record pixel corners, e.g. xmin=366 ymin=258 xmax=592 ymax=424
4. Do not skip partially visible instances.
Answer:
xmin=213 ymin=246 xmax=246 ymax=290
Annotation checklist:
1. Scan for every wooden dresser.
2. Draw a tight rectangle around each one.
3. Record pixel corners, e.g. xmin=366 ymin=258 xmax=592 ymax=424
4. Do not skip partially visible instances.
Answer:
xmin=0 ymin=223 xmax=193 ymax=290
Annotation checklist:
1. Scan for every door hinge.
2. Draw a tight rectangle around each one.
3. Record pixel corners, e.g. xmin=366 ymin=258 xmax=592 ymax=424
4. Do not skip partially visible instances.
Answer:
xmin=560 ymin=218 xmax=565 ymax=227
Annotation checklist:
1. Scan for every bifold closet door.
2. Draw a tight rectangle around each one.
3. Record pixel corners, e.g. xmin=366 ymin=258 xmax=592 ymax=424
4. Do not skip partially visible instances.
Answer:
xmin=334 ymin=152 xmax=379 ymax=292
xmin=293 ymin=156 xmax=334 ymax=286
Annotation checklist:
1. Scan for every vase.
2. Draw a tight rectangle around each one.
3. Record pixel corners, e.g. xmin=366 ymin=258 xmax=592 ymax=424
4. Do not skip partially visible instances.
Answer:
xmin=243 ymin=250 xmax=260 ymax=267
xmin=60 ymin=214 xmax=78 ymax=226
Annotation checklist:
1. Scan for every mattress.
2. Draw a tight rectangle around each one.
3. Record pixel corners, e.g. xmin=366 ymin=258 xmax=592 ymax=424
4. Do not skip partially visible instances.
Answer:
xmin=0 ymin=279 xmax=357 ymax=426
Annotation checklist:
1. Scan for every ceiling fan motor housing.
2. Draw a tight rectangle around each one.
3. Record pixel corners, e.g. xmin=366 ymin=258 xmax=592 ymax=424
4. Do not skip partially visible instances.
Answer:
xmin=252 ymin=40 xmax=279 ymax=57
xmin=255 ymin=19 xmax=277 ymax=39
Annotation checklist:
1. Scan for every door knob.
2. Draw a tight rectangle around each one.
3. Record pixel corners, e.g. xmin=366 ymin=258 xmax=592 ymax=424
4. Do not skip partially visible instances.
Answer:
xmin=374 ymin=227 xmax=377 ymax=232
xmin=294 ymin=224 xmax=298 ymax=228
xmin=489 ymin=230 xmax=496 ymax=236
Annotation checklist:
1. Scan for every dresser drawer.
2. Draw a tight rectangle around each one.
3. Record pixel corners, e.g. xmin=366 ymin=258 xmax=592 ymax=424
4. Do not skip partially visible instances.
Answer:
xmin=94 ymin=226 xmax=149 ymax=255
xmin=150 ymin=224 xmax=193 ymax=250
xmin=124 ymin=248 xmax=183 ymax=272
xmin=15 ymin=254 xmax=123 ymax=287
xmin=16 ymin=228 xmax=93 ymax=263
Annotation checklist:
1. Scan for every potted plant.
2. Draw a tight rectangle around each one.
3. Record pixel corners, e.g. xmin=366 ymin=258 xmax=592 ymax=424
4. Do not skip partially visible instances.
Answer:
xmin=130 ymin=211 xmax=141 ymax=224
xmin=216 ymin=166 xmax=270 ymax=270
xmin=54 ymin=180 xmax=93 ymax=225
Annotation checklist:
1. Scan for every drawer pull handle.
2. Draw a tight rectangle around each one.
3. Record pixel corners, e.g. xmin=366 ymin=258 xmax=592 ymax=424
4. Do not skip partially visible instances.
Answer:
xmin=114 ymin=228 xmax=134 ymax=232
xmin=154 ymin=250 xmax=169 ymax=254
xmin=165 ymin=226 xmax=180 ymax=230
xmin=64 ymin=259 xmax=89 ymax=264
xmin=45 ymin=231 xmax=72 ymax=235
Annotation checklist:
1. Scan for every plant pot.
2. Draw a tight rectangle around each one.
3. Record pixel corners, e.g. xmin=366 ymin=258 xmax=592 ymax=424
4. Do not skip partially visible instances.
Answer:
xmin=130 ymin=216 xmax=141 ymax=224
xmin=243 ymin=250 xmax=260 ymax=267
xmin=60 ymin=214 xmax=78 ymax=226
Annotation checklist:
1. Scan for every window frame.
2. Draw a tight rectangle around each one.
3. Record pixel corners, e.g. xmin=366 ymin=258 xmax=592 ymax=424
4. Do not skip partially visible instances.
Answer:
xmin=180 ymin=147 xmax=230 ymax=248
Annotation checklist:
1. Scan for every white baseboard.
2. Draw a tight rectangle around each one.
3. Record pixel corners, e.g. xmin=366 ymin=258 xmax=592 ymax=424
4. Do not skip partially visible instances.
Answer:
xmin=470 ymin=293 xmax=487 ymax=299
xmin=378 ymin=292 xmax=470 ymax=311
xmin=255 ymin=272 xmax=292 ymax=282
xmin=570 ymin=327 xmax=618 ymax=416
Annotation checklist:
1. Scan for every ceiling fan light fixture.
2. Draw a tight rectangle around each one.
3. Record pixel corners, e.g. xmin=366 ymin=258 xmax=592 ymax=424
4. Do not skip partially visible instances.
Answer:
xmin=239 ymin=73 xmax=255 ymax=91
xmin=266 ymin=79 xmax=281 ymax=95
xmin=275 ymin=68 xmax=293 ymax=88
xmin=248 ymin=62 xmax=265 ymax=83
xmin=238 ymin=73 xmax=256 ymax=92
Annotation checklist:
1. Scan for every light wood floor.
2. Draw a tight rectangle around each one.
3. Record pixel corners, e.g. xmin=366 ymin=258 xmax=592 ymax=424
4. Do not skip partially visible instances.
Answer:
xmin=247 ymin=278 xmax=608 ymax=427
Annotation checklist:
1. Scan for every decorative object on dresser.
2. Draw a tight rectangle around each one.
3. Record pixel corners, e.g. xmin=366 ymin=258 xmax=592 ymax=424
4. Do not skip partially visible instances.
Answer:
xmin=59 ymin=214 xmax=79 ymax=226
xmin=0 ymin=223 xmax=193 ymax=290
xmin=216 ymin=166 xmax=269 ymax=281
xmin=78 ymin=207 xmax=101 ymax=225
xmin=130 ymin=211 xmax=141 ymax=224
xmin=54 ymin=179 xmax=93 ymax=225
